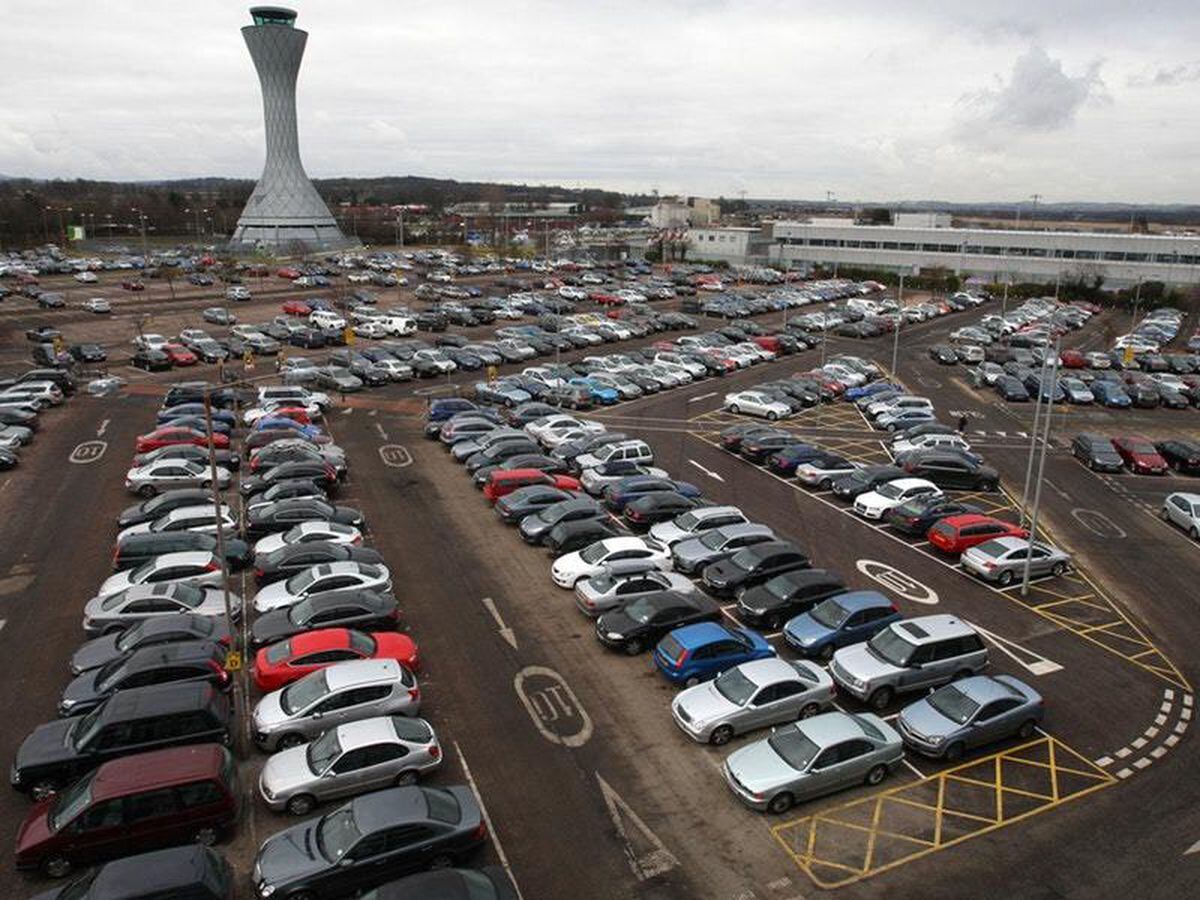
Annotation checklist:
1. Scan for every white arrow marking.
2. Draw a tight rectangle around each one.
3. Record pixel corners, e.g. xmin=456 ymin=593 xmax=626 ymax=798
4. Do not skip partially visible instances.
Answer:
xmin=340 ymin=407 xmax=354 ymax=415
xmin=1185 ymin=838 xmax=1200 ymax=856
xmin=596 ymin=772 xmax=679 ymax=881
xmin=995 ymin=430 xmax=1007 ymax=437
xmin=1044 ymin=479 xmax=1071 ymax=501
xmin=687 ymin=392 xmax=717 ymax=404
xmin=965 ymin=621 xmax=1063 ymax=676
xmin=482 ymin=596 xmax=517 ymax=649
xmin=1016 ymin=431 xmax=1029 ymax=438
xmin=688 ymin=459 xmax=725 ymax=482
xmin=96 ymin=418 xmax=109 ymax=437
xmin=375 ymin=423 xmax=389 ymax=441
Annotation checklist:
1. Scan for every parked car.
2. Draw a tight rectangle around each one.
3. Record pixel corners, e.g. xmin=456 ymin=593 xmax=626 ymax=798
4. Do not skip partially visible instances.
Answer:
xmin=1111 ymin=435 xmax=1169 ymax=475
xmin=252 ymin=562 xmax=391 ymax=613
xmin=550 ymin=536 xmax=670 ymax=588
xmin=724 ymin=391 xmax=792 ymax=420
xmin=884 ymin=496 xmax=980 ymax=536
xmin=81 ymin=583 xmax=239 ymax=637
xmin=58 ymin=640 xmax=230 ymax=717
xmin=898 ymin=451 xmax=1000 ymax=491
xmin=252 ymin=628 xmax=418 ymax=692
xmin=735 ymin=568 xmax=846 ymax=630
xmin=1160 ymin=492 xmax=1200 ymax=539
xmin=897 ymin=675 xmax=1044 ymax=760
xmin=652 ymin=622 xmax=775 ymax=686
xmin=593 ymin=591 xmax=721 ymax=655
xmin=575 ymin=566 xmax=697 ymax=617
xmin=701 ymin=540 xmax=811 ymax=598
xmin=648 ymin=505 xmax=748 ymax=547
xmin=1071 ymin=432 xmax=1125 ymax=472
xmin=853 ymin=478 xmax=941 ymax=520
xmin=782 ymin=591 xmax=903 ymax=662
xmin=250 ymin=590 xmax=400 ymax=648
xmin=70 ymin=613 xmax=232 ymax=676
xmin=960 ymin=536 xmax=1071 ymax=585
xmin=29 ymin=845 xmax=234 ymax=900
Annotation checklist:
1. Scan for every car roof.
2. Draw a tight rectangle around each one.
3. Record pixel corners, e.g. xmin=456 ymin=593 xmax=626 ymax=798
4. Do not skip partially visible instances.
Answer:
xmin=828 ymin=590 xmax=892 ymax=611
xmin=90 ymin=744 xmax=226 ymax=801
xmin=691 ymin=505 xmax=741 ymax=519
xmin=886 ymin=478 xmax=937 ymax=490
xmin=99 ymin=681 xmax=218 ymax=720
xmin=598 ymin=536 xmax=653 ymax=552
xmin=324 ymin=658 xmax=403 ymax=689
xmin=123 ymin=640 xmax=222 ymax=669
xmin=353 ymin=785 xmax=452 ymax=833
xmin=87 ymin=845 xmax=225 ymax=894
xmin=939 ymin=513 xmax=1009 ymax=528
xmin=799 ymin=711 xmax=873 ymax=746
xmin=671 ymin=621 xmax=737 ymax=648
xmin=890 ymin=614 xmax=977 ymax=644
xmin=336 ymin=715 xmax=412 ymax=751
xmin=713 ymin=522 xmax=773 ymax=539
xmin=1168 ymin=492 xmax=1200 ymax=504
xmin=736 ymin=657 xmax=806 ymax=685
xmin=953 ymin=675 xmax=1025 ymax=705
xmin=145 ymin=550 xmax=217 ymax=566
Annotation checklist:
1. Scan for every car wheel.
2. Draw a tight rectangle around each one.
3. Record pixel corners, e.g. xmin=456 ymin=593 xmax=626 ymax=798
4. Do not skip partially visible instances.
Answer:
xmin=767 ymin=792 xmax=794 ymax=815
xmin=819 ymin=644 xmax=836 ymax=662
xmin=1191 ymin=527 xmax=1200 ymax=540
xmin=868 ymin=686 xmax=893 ymax=710
xmin=887 ymin=423 xmax=898 ymax=432
xmin=395 ymin=769 xmax=420 ymax=786
xmin=710 ymin=724 xmax=735 ymax=746
xmin=43 ymin=855 xmax=73 ymax=878
xmin=865 ymin=764 xmax=889 ymax=787
xmin=1160 ymin=507 xmax=1171 ymax=521
xmin=137 ymin=484 xmax=157 ymax=498
xmin=684 ymin=675 xmax=701 ymax=688
xmin=31 ymin=780 xmax=58 ymax=801
xmin=799 ymin=702 xmax=820 ymax=720
xmin=277 ymin=733 xmax=305 ymax=750
xmin=286 ymin=794 xmax=316 ymax=816
xmin=819 ymin=478 xmax=832 ymax=490
xmin=729 ymin=404 xmax=740 ymax=415
xmin=766 ymin=411 xmax=778 ymax=421
xmin=429 ymin=853 xmax=456 ymax=869
xmin=1017 ymin=719 xmax=1038 ymax=740
xmin=194 ymin=826 xmax=218 ymax=845
xmin=997 ymin=569 xmax=1014 ymax=587
xmin=1051 ymin=562 xmax=1067 ymax=577
xmin=623 ymin=639 xmax=643 ymax=656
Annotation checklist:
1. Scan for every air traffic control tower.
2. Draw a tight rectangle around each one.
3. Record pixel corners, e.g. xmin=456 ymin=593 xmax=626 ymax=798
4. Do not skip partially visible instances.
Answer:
xmin=229 ymin=7 xmax=349 ymax=251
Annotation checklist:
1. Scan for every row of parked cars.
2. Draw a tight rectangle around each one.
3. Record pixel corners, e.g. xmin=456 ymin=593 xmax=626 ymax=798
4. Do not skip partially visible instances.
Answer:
xmin=11 ymin=381 xmax=513 ymax=899
xmin=0 ymin=364 xmax=75 ymax=468
xmin=426 ymin=396 xmax=1047 ymax=817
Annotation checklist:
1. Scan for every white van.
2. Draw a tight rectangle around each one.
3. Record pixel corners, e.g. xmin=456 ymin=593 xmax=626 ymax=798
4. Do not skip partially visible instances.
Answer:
xmin=310 ymin=309 xmax=347 ymax=330
xmin=575 ymin=439 xmax=654 ymax=472
xmin=378 ymin=315 xmax=417 ymax=336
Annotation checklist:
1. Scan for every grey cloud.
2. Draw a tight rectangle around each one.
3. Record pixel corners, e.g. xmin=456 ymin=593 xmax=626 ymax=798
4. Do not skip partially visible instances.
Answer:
xmin=1127 ymin=62 xmax=1200 ymax=88
xmin=956 ymin=45 xmax=1107 ymax=134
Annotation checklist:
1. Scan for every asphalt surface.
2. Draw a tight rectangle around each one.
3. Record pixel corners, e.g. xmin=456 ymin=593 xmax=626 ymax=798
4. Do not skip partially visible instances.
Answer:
xmin=1 ymin=266 xmax=1198 ymax=899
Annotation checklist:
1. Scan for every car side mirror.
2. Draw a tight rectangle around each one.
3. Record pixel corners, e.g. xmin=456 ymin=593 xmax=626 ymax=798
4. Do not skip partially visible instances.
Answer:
xmin=311 ymin=711 xmax=323 ymax=720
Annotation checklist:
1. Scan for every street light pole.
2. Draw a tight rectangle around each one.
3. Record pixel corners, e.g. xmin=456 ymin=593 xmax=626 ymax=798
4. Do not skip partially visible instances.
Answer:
xmin=1021 ymin=336 xmax=1060 ymax=595
xmin=891 ymin=272 xmax=904 ymax=378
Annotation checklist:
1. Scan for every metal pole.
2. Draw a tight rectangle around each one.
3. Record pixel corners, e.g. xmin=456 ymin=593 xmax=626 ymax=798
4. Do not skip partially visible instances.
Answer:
xmin=1019 ymin=356 xmax=1046 ymax=528
xmin=1132 ymin=279 xmax=1142 ymax=330
xmin=1001 ymin=280 xmax=1009 ymax=318
xmin=1021 ymin=336 xmax=1060 ymax=595
xmin=891 ymin=272 xmax=904 ymax=378
xmin=819 ymin=314 xmax=828 ymax=368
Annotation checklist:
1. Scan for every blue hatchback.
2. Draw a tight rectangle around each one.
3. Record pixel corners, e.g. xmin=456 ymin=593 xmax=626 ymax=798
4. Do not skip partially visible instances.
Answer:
xmin=428 ymin=398 xmax=478 ymax=422
xmin=783 ymin=590 xmax=902 ymax=662
xmin=654 ymin=622 xmax=776 ymax=685
xmin=571 ymin=377 xmax=619 ymax=405
xmin=845 ymin=381 xmax=902 ymax=402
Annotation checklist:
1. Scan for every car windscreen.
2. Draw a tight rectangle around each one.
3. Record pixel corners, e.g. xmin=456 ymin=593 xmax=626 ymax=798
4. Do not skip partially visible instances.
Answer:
xmin=49 ymin=769 xmax=95 ymax=831
xmin=768 ymin=727 xmax=820 ymax=771
xmin=579 ymin=542 xmax=610 ymax=565
xmin=875 ymin=482 xmax=903 ymax=500
xmin=265 ymin=639 xmax=294 ymax=665
xmin=315 ymin=806 xmax=362 ymax=862
xmin=927 ymin=685 xmax=980 ymax=725
xmin=700 ymin=529 xmax=731 ymax=549
xmin=867 ymin=627 xmax=918 ymax=667
xmin=714 ymin=666 xmax=757 ymax=706
xmin=306 ymin=727 xmax=342 ymax=774
xmin=423 ymin=787 xmax=462 ymax=824
xmin=285 ymin=568 xmax=320 ymax=594
xmin=281 ymin=669 xmax=330 ymax=714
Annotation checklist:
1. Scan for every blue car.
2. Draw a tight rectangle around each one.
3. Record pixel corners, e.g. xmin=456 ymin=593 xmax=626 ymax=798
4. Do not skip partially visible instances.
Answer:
xmin=428 ymin=398 xmax=478 ymax=422
xmin=473 ymin=380 xmax=532 ymax=407
xmin=1091 ymin=381 xmax=1132 ymax=408
xmin=653 ymin=622 xmax=775 ymax=685
xmin=254 ymin=417 xmax=324 ymax=440
xmin=783 ymin=590 xmax=902 ymax=662
xmin=570 ymin=377 xmax=619 ymax=405
xmin=845 ymin=381 xmax=902 ymax=402
xmin=765 ymin=443 xmax=822 ymax=476
xmin=604 ymin=476 xmax=702 ymax=512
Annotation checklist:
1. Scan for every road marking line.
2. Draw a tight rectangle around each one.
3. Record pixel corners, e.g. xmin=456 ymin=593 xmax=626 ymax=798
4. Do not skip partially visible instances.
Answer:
xmin=596 ymin=771 xmax=680 ymax=881
xmin=1176 ymin=720 xmax=1188 ymax=734
xmin=1165 ymin=735 xmax=1180 ymax=747
xmin=374 ymin=423 xmax=389 ymax=441
xmin=1094 ymin=756 xmax=1113 ymax=767
xmin=688 ymin=459 xmax=725 ymax=482
xmin=340 ymin=407 xmax=354 ymax=415
xmin=1154 ymin=715 xmax=1167 ymax=727
xmin=96 ymin=418 xmax=109 ymax=437
xmin=1160 ymin=701 xmax=1173 ymax=714
xmin=1133 ymin=757 xmax=1152 ymax=770
xmin=481 ymin=596 xmax=517 ymax=649
xmin=454 ymin=742 xmax=524 ymax=900
xmin=1184 ymin=693 xmax=1193 ymax=707
xmin=1183 ymin=707 xmax=1193 ymax=721
xmin=901 ymin=759 xmax=925 ymax=779
xmin=1131 ymin=737 xmax=1147 ymax=749
xmin=1115 ymin=747 xmax=1132 ymax=759
xmin=1151 ymin=746 xmax=1168 ymax=759
xmin=688 ymin=392 xmax=718 ymax=403
xmin=965 ymin=621 xmax=1063 ymax=676
xmin=1116 ymin=768 xmax=1133 ymax=779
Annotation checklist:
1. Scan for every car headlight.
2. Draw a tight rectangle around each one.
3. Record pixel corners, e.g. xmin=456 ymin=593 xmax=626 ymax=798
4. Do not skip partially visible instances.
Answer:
xmin=259 ymin=886 xmax=275 ymax=898
xmin=927 ymin=734 xmax=944 ymax=745
xmin=606 ymin=632 xmax=622 ymax=640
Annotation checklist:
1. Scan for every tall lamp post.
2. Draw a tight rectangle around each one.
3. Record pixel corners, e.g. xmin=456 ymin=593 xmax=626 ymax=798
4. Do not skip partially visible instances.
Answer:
xmin=891 ymin=271 xmax=905 ymax=378
xmin=1020 ymin=335 xmax=1061 ymax=596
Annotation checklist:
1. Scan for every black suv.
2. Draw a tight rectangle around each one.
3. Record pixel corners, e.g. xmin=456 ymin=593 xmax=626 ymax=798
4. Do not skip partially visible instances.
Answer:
xmin=899 ymin=450 xmax=1000 ymax=491
xmin=113 ymin=531 xmax=250 ymax=571
xmin=1155 ymin=439 xmax=1200 ymax=474
xmin=11 ymin=683 xmax=231 ymax=797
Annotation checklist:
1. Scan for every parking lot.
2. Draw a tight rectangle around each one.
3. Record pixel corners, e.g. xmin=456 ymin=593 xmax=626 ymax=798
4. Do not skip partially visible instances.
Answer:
xmin=0 ymin=255 xmax=1198 ymax=900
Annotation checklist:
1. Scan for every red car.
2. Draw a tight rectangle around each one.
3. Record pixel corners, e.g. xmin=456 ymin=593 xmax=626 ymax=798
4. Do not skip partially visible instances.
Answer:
xmin=134 ymin=427 xmax=230 ymax=454
xmin=928 ymin=514 xmax=1029 ymax=555
xmin=591 ymin=293 xmax=623 ymax=305
xmin=161 ymin=343 xmax=197 ymax=366
xmin=482 ymin=469 xmax=581 ymax=504
xmin=276 ymin=267 xmax=301 ymax=279
xmin=753 ymin=335 xmax=783 ymax=354
xmin=1111 ymin=435 xmax=1168 ymax=474
xmin=252 ymin=628 xmax=420 ymax=692
xmin=282 ymin=299 xmax=312 ymax=316
xmin=121 ymin=280 xmax=145 ymax=291
xmin=1059 ymin=350 xmax=1087 ymax=368
xmin=259 ymin=406 xmax=313 ymax=426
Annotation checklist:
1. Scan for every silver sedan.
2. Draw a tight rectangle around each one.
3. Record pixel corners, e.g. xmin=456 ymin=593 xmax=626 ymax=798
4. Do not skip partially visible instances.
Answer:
xmin=124 ymin=458 xmax=231 ymax=497
xmin=574 ymin=566 xmax=696 ymax=616
xmin=672 ymin=658 xmax=835 ymax=745
xmin=724 ymin=711 xmax=904 ymax=813
xmin=960 ymin=536 xmax=1071 ymax=586
xmin=259 ymin=715 xmax=442 ymax=815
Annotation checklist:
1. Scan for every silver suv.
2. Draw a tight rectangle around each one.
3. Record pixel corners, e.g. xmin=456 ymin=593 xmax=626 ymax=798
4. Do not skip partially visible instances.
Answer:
xmin=251 ymin=659 xmax=420 ymax=751
xmin=830 ymin=615 xmax=988 ymax=710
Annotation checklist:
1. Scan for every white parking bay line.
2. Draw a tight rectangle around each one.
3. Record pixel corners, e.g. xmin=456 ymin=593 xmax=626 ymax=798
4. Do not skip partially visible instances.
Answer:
xmin=901 ymin=758 xmax=926 ymax=779
xmin=688 ymin=392 xmax=718 ymax=404
xmin=966 ymin=621 xmax=1064 ymax=676
xmin=454 ymin=741 xmax=524 ymax=899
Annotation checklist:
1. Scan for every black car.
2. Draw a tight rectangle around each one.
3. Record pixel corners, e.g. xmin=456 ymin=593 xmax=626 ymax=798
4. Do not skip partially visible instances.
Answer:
xmin=891 ymin=421 xmax=958 ymax=442
xmin=251 ymin=787 xmax=486 ymax=898
xmin=118 ymin=488 xmax=214 ymax=528
xmin=245 ymin=498 xmax=365 ymax=538
xmin=290 ymin=328 xmax=327 ymax=349
xmin=928 ymin=345 xmax=959 ymax=365
xmin=465 ymin=440 xmax=540 ymax=474
xmin=544 ymin=517 xmax=619 ymax=555
xmin=995 ymin=376 xmax=1029 ymax=401
xmin=250 ymin=590 xmax=399 ymax=647
xmin=69 ymin=613 xmax=233 ymax=676
xmin=367 ymin=867 xmax=518 ymax=900
xmin=0 ymin=407 xmax=38 ymax=429
xmin=416 ymin=310 xmax=448 ymax=332
xmin=113 ymin=531 xmax=250 ymax=572
xmin=519 ymin=497 xmax=605 ymax=544
xmin=241 ymin=460 xmax=338 ymax=494
xmin=899 ymin=450 xmax=1000 ymax=491
xmin=255 ymin=542 xmax=384 ymax=584
xmin=58 ymin=641 xmax=229 ymax=717
xmin=831 ymin=465 xmax=906 ymax=500
xmin=32 ymin=846 xmax=235 ymax=900
xmin=595 ymin=591 xmax=723 ymax=655
xmin=11 ymin=683 xmax=231 ymax=798
xmin=1071 ymin=432 xmax=1125 ymax=472
xmin=735 ymin=569 xmax=847 ymax=630
xmin=132 ymin=349 xmax=172 ymax=371
xmin=884 ymin=496 xmax=981 ymax=535
xmin=719 ymin=423 xmax=778 ymax=453
xmin=739 ymin=431 xmax=803 ymax=464
xmin=245 ymin=477 xmax=328 ymax=508
xmin=69 ymin=343 xmax=107 ymax=363
xmin=1155 ymin=439 xmax=1200 ymax=474
xmin=494 ymin=486 xmax=577 ymax=523
xmin=623 ymin=492 xmax=702 ymax=529
xmin=502 ymin=402 xmax=560 ymax=428
xmin=701 ymin=540 xmax=811 ymax=598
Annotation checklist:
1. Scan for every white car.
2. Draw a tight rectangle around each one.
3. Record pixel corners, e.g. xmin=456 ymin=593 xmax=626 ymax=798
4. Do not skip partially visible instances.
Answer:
xmin=523 ymin=367 xmax=568 ymax=391
xmin=354 ymin=320 xmax=388 ymax=339
xmin=724 ymin=391 xmax=791 ymax=421
xmin=853 ymin=478 xmax=942 ymax=520
xmin=1161 ymin=492 xmax=1200 ymax=539
xmin=654 ymin=353 xmax=707 ymax=378
xmin=372 ymin=358 xmax=413 ymax=381
xmin=116 ymin=504 xmax=238 ymax=543
xmin=412 ymin=349 xmax=456 ymax=373
xmin=258 ymin=386 xmax=331 ymax=410
xmin=74 ymin=272 xmax=98 ymax=283
xmin=867 ymin=395 xmax=933 ymax=419
xmin=253 ymin=521 xmax=364 ymax=557
xmin=892 ymin=433 xmax=972 ymax=457
xmin=526 ymin=415 xmax=603 ymax=446
xmin=253 ymin=561 xmax=393 ymax=613
xmin=310 ymin=310 xmax=347 ymax=330
xmin=83 ymin=297 xmax=111 ymax=313
xmin=551 ymin=536 xmax=671 ymax=588
xmin=93 ymin=551 xmax=226 ymax=600
xmin=124 ymin=459 xmax=230 ymax=496
xmin=132 ymin=333 xmax=168 ymax=351
xmin=243 ymin=401 xmax=323 ymax=426
xmin=649 ymin=506 xmax=749 ymax=547
xmin=376 ymin=315 xmax=416 ymax=336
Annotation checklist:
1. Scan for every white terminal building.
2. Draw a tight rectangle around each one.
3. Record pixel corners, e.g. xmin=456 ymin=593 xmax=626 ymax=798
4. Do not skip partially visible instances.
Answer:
xmin=687 ymin=214 xmax=1200 ymax=286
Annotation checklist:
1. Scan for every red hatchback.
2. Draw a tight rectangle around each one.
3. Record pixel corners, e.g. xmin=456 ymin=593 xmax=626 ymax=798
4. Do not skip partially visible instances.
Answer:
xmin=482 ymin=469 xmax=581 ymax=504
xmin=928 ymin=514 xmax=1029 ymax=555
xmin=15 ymin=744 xmax=238 ymax=878
xmin=162 ymin=344 xmax=198 ymax=367
xmin=1059 ymin=350 xmax=1087 ymax=369
xmin=282 ymin=299 xmax=312 ymax=316
xmin=252 ymin=628 xmax=419 ymax=692
xmin=276 ymin=267 xmax=300 ymax=279
xmin=135 ymin=427 xmax=230 ymax=454
xmin=121 ymin=280 xmax=145 ymax=291
xmin=1112 ymin=435 xmax=1168 ymax=474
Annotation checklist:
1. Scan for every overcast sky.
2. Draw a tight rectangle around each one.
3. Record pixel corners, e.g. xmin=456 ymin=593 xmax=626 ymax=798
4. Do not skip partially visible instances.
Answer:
xmin=4 ymin=1 xmax=1198 ymax=203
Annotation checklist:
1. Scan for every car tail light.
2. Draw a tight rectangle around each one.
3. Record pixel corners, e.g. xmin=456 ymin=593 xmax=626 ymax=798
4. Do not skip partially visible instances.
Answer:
xmin=673 ymin=648 xmax=690 ymax=668
xmin=428 ymin=743 xmax=441 ymax=759
xmin=408 ymin=688 xmax=420 ymax=702
xmin=388 ymin=607 xmax=402 ymax=620
xmin=204 ymin=562 xmax=220 ymax=573
xmin=471 ymin=822 xmax=487 ymax=841
xmin=983 ymin=561 xmax=996 ymax=570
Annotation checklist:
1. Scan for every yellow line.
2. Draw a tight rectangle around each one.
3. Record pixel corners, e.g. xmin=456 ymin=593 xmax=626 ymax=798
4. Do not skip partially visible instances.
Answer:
xmin=934 ymin=775 xmax=946 ymax=846
xmin=1048 ymin=739 xmax=1060 ymax=801
xmin=995 ymin=754 xmax=1004 ymax=823
xmin=861 ymin=798 xmax=885 ymax=873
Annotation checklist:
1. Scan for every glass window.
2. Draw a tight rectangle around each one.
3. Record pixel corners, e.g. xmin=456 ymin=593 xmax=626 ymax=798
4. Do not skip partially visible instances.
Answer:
xmin=125 ymin=788 xmax=178 ymax=823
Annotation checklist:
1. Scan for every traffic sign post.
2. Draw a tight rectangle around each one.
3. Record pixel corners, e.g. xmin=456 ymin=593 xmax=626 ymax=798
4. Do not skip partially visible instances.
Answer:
xmin=344 ymin=326 xmax=356 ymax=346
xmin=486 ymin=365 xmax=499 ymax=383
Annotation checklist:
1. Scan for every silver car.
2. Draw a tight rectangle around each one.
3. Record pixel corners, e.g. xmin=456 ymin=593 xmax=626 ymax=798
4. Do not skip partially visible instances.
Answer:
xmin=672 ymin=658 xmax=835 ymax=745
xmin=1161 ymin=492 xmax=1200 ymax=539
xmin=124 ymin=459 xmax=231 ymax=497
xmin=723 ymin=711 xmax=904 ymax=813
xmin=648 ymin=505 xmax=748 ymax=547
xmin=960 ymin=536 xmax=1071 ymax=586
xmin=92 ymin=551 xmax=227 ymax=600
xmin=252 ymin=659 xmax=421 ymax=751
xmin=82 ymin=583 xmax=241 ymax=636
xmin=670 ymin=523 xmax=775 ymax=575
xmin=259 ymin=715 xmax=442 ymax=814
xmin=574 ymin=564 xmax=696 ymax=616
xmin=896 ymin=675 xmax=1044 ymax=760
